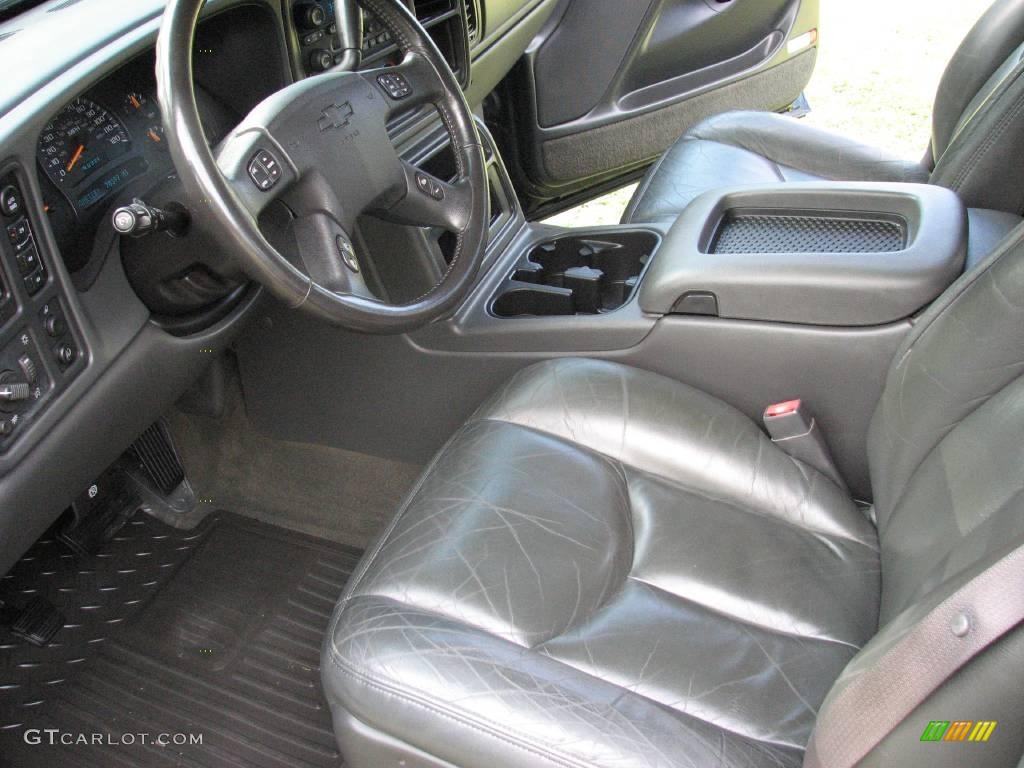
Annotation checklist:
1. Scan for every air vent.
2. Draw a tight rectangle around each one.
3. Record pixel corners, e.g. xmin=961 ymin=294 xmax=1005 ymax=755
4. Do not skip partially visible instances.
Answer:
xmin=0 ymin=30 xmax=18 ymax=41
xmin=412 ymin=0 xmax=454 ymax=22
xmin=465 ymin=0 xmax=479 ymax=42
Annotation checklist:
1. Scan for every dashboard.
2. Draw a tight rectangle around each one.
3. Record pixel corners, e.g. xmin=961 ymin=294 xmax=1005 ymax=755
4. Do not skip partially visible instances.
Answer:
xmin=0 ymin=0 xmax=560 ymax=580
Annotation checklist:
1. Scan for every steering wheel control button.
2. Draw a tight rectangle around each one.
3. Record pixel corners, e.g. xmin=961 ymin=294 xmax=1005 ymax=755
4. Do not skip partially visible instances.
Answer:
xmin=336 ymin=235 xmax=360 ymax=273
xmin=248 ymin=150 xmax=282 ymax=191
xmin=415 ymin=172 xmax=445 ymax=201
xmin=0 ymin=185 xmax=21 ymax=217
xmin=377 ymin=73 xmax=412 ymax=100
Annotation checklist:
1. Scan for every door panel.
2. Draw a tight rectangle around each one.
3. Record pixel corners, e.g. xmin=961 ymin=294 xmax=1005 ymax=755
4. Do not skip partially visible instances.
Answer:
xmin=497 ymin=0 xmax=820 ymax=205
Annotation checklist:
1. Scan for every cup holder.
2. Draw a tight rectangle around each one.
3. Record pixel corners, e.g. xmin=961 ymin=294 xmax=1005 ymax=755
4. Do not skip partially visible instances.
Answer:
xmin=491 ymin=230 xmax=659 ymax=318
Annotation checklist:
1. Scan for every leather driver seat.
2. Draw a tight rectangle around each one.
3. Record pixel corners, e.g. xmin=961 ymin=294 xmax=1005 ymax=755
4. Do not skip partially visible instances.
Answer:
xmin=323 ymin=223 xmax=1024 ymax=766
xmin=623 ymin=0 xmax=1024 ymax=227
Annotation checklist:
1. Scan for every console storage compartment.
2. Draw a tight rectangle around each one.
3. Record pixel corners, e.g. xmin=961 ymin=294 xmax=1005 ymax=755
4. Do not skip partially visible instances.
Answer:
xmin=640 ymin=182 xmax=967 ymax=327
xmin=491 ymin=230 xmax=659 ymax=317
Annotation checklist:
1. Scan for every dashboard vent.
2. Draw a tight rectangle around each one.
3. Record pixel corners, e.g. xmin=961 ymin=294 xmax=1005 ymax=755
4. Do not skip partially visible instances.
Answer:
xmin=465 ymin=0 xmax=479 ymax=43
xmin=0 ymin=30 xmax=18 ymax=41
xmin=412 ymin=0 xmax=454 ymax=22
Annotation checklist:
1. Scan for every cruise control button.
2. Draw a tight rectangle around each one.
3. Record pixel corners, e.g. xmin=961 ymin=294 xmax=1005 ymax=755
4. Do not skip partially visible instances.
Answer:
xmin=0 ymin=185 xmax=21 ymax=217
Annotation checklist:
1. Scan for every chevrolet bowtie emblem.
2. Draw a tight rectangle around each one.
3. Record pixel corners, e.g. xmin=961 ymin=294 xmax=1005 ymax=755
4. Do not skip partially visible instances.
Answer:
xmin=318 ymin=102 xmax=355 ymax=132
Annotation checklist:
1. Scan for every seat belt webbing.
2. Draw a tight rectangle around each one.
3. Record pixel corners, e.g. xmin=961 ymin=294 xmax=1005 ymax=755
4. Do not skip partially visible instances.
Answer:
xmin=804 ymin=542 xmax=1024 ymax=768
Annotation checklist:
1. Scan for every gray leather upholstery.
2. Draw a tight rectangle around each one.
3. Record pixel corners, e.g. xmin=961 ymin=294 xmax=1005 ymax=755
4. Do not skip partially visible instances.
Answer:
xmin=624 ymin=0 xmax=1024 ymax=225
xmin=324 ymin=360 xmax=880 ymax=767
xmin=324 ymin=222 xmax=1024 ymax=765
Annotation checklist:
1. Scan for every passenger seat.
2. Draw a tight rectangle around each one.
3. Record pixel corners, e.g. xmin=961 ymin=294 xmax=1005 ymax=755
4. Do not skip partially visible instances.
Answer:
xmin=622 ymin=0 xmax=1024 ymax=255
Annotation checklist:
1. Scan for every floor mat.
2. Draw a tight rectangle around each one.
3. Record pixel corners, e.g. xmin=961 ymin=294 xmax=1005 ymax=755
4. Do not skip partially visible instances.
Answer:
xmin=0 ymin=511 xmax=362 ymax=767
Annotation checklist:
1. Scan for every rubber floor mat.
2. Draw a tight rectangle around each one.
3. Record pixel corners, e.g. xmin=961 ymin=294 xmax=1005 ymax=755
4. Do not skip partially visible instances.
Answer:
xmin=0 ymin=511 xmax=362 ymax=767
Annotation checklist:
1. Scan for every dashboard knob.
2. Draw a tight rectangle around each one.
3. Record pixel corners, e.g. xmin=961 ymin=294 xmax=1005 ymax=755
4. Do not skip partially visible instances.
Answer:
xmin=295 ymin=2 xmax=327 ymax=29
xmin=0 ymin=371 xmax=30 ymax=409
xmin=309 ymin=48 xmax=334 ymax=72
xmin=44 ymin=314 xmax=67 ymax=338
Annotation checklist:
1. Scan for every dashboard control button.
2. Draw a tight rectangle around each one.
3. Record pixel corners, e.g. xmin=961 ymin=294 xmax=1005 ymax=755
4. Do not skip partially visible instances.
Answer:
xmin=309 ymin=48 xmax=334 ymax=72
xmin=294 ymin=1 xmax=327 ymax=29
xmin=44 ymin=313 xmax=67 ymax=338
xmin=15 ymin=245 xmax=39 ymax=276
xmin=0 ymin=185 xmax=21 ymax=217
xmin=24 ymin=266 xmax=46 ymax=295
xmin=17 ymin=354 xmax=37 ymax=384
xmin=377 ymin=73 xmax=412 ymax=100
xmin=55 ymin=343 xmax=77 ymax=368
xmin=6 ymin=218 xmax=30 ymax=248
xmin=303 ymin=30 xmax=324 ymax=46
xmin=0 ymin=418 xmax=13 ymax=437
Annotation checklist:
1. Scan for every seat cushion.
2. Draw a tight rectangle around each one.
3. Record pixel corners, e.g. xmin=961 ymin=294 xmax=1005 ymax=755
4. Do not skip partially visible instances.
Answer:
xmin=323 ymin=359 xmax=880 ymax=768
xmin=623 ymin=111 xmax=929 ymax=226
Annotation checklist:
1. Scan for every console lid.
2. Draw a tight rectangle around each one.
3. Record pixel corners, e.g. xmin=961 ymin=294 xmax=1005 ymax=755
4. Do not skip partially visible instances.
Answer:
xmin=639 ymin=182 xmax=967 ymax=326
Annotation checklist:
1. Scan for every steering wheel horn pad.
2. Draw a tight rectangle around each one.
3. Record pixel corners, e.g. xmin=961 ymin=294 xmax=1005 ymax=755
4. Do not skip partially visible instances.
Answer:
xmin=157 ymin=0 xmax=489 ymax=333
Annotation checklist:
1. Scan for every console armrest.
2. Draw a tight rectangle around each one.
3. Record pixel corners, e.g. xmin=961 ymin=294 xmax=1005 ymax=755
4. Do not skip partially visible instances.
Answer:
xmin=639 ymin=182 xmax=967 ymax=326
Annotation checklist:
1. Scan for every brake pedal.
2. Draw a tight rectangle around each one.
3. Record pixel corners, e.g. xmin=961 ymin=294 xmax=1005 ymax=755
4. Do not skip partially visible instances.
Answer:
xmin=0 ymin=596 xmax=64 ymax=647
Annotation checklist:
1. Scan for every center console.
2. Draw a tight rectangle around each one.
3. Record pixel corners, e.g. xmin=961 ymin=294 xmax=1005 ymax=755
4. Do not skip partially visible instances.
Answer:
xmin=637 ymin=183 xmax=967 ymax=327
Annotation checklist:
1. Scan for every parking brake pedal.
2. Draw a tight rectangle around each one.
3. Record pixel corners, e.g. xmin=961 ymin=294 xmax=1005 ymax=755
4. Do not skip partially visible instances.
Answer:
xmin=58 ymin=468 xmax=140 ymax=556
xmin=0 ymin=596 xmax=64 ymax=647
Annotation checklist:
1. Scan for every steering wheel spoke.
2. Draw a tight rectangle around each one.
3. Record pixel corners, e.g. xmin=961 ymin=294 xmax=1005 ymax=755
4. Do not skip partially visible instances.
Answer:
xmin=378 ymin=162 xmax=473 ymax=232
xmin=216 ymin=129 xmax=298 ymax=221
xmin=363 ymin=52 xmax=447 ymax=118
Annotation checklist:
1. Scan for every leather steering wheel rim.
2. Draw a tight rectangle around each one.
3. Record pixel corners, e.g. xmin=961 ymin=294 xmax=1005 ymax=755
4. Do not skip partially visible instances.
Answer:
xmin=156 ymin=0 xmax=489 ymax=334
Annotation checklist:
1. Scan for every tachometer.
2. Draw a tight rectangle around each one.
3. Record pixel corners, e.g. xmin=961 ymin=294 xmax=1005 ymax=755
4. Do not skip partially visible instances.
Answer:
xmin=37 ymin=98 xmax=132 ymax=190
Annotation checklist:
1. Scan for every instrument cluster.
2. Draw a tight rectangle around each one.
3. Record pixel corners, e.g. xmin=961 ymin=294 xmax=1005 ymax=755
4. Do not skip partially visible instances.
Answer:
xmin=34 ymin=54 xmax=175 ymax=273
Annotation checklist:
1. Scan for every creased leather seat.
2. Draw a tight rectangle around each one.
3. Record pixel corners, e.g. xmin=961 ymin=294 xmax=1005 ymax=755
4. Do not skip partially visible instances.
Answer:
xmin=324 ymin=221 xmax=1024 ymax=766
xmin=324 ymin=361 xmax=880 ymax=767
xmin=623 ymin=0 xmax=1024 ymax=226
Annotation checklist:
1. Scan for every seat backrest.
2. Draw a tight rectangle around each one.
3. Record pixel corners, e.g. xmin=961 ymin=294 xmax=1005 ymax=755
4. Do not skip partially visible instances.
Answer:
xmin=929 ymin=0 xmax=1024 ymax=213
xmin=813 ymin=225 xmax=1024 ymax=766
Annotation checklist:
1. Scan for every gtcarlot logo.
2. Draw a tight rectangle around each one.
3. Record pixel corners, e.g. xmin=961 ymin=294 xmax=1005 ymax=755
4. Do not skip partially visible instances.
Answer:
xmin=23 ymin=729 xmax=204 ymax=747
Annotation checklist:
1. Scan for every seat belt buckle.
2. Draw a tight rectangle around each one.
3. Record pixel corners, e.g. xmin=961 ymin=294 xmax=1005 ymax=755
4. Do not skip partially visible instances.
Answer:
xmin=763 ymin=399 xmax=848 ymax=493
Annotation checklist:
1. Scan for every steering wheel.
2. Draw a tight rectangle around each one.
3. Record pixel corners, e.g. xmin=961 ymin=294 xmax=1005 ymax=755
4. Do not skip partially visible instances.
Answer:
xmin=156 ymin=0 xmax=489 ymax=333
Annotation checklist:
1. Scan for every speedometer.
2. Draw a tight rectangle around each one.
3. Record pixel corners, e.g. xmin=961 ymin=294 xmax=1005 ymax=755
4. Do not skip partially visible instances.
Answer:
xmin=37 ymin=98 xmax=132 ymax=190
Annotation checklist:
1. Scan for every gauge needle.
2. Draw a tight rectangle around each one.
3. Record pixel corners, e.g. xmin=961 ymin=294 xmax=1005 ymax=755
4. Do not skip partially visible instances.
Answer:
xmin=66 ymin=144 xmax=85 ymax=172
xmin=148 ymin=129 xmax=162 ymax=143
xmin=129 ymin=94 xmax=141 ymax=110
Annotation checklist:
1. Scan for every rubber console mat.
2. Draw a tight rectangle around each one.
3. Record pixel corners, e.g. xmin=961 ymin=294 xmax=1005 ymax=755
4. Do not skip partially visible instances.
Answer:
xmin=0 ymin=511 xmax=362 ymax=767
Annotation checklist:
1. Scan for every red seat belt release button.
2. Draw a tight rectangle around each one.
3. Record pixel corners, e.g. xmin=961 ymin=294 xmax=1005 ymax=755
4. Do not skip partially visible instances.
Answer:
xmin=763 ymin=400 xmax=848 ymax=493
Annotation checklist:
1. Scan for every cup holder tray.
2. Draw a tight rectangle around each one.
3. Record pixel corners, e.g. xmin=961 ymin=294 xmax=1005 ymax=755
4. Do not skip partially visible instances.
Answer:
xmin=491 ymin=231 xmax=659 ymax=318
